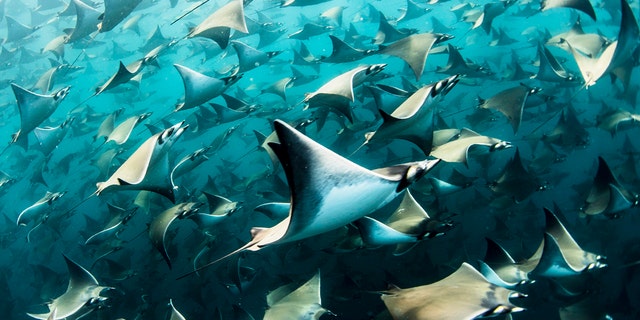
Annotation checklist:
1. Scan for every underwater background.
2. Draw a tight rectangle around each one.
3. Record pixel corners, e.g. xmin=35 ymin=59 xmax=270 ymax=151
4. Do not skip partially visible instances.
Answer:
xmin=0 ymin=0 xmax=639 ymax=319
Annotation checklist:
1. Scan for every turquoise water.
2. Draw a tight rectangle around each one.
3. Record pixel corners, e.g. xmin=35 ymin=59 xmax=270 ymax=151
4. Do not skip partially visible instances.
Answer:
xmin=0 ymin=0 xmax=639 ymax=319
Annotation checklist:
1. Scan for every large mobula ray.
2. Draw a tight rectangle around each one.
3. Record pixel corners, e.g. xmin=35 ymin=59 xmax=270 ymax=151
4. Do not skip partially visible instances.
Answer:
xmin=179 ymin=120 xmax=439 ymax=278
xmin=95 ymin=121 xmax=188 ymax=203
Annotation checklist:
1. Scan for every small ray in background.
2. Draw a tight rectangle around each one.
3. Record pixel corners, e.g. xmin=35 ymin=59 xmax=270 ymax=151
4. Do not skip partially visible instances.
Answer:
xmin=362 ymin=75 xmax=459 ymax=155
xmin=596 ymin=107 xmax=640 ymax=136
xmin=9 ymin=84 xmax=70 ymax=150
xmin=430 ymin=128 xmax=511 ymax=166
xmin=230 ymin=40 xmax=282 ymax=73
xmin=356 ymin=190 xmax=453 ymax=255
xmin=173 ymin=64 xmax=241 ymax=112
xmin=489 ymin=148 xmax=544 ymax=203
xmin=26 ymin=255 xmax=112 ymax=319
xmin=4 ymin=16 xmax=40 ymax=43
xmin=379 ymin=33 xmax=452 ymax=81
xmin=320 ymin=35 xmax=375 ymax=63
xmin=540 ymin=0 xmax=596 ymax=21
xmin=65 ymin=0 xmax=101 ymax=43
xmin=98 ymin=0 xmax=143 ymax=33
xmin=263 ymin=271 xmax=329 ymax=319
xmin=478 ymin=84 xmax=541 ymax=134
xmin=187 ymin=0 xmax=249 ymax=50
xmin=150 ymin=202 xmax=202 ymax=269
xmin=169 ymin=299 xmax=187 ymax=320
xmin=581 ymin=157 xmax=637 ymax=218
xmin=304 ymin=64 xmax=386 ymax=129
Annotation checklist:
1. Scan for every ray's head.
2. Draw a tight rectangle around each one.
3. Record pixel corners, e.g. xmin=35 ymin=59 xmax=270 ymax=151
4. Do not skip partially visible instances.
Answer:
xmin=54 ymin=86 xmax=71 ymax=101
xmin=158 ymin=121 xmax=188 ymax=147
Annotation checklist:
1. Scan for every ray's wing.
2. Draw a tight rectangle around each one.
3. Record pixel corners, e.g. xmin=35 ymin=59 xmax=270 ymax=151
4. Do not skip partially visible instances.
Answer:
xmin=382 ymin=262 xmax=524 ymax=320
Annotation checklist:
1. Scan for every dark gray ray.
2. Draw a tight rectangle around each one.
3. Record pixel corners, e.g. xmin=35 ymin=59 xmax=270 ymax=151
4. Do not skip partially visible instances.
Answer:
xmin=260 ymin=77 xmax=293 ymax=100
xmin=397 ymin=0 xmax=430 ymax=22
xmin=66 ymin=0 xmax=101 ymax=43
xmin=489 ymin=148 xmax=542 ymax=202
xmin=150 ymin=202 xmax=202 ymax=269
xmin=27 ymin=255 xmax=111 ymax=319
xmin=367 ymin=83 xmax=413 ymax=112
xmin=230 ymin=40 xmax=281 ymax=73
xmin=85 ymin=204 xmax=137 ymax=245
xmin=542 ymin=104 xmax=589 ymax=148
xmin=541 ymin=0 xmax=596 ymax=21
xmin=364 ymin=75 xmax=459 ymax=155
xmin=174 ymin=64 xmax=241 ymax=112
xmin=98 ymin=0 xmax=142 ymax=32
xmin=289 ymin=23 xmax=333 ymax=40
xmin=210 ymin=103 xmax=248 ymax=123
xmin=96 ymin=122 xmax=188 ymax=203
xmin=608 ymin=0 xmax=640 ymax=90
xmin=381 ymin=262 xmax=525 ymax=320
xmin=95 ymin=59 xmax=145 ymax=95
xmin=373 ymin=12 xmax=413 ymax=44
xmin=379 ymin=33 xmax=451 ymax=80
xmin=4 ymin=16 xmax=39 ymax=43
xmin=489 ymin=28 xmax=517 ymax=46
xmin=10 ymin=84 xmax=70 ymax=149
xmin=292 ymin=41 xmax=321 ymax=66
xmin=581 ymin=156 xmax=637 ymax=218
xmin=187 ymin=0 xmax=248 ymax=49
xmin=320 ymin=35 xmax=375 ymax=63
xmin=436 ymin=44 xmax=491 ymax=77
xmin=140 ymin=25 xmax=167 ymax=52
xmin=472 ymin=1 xmax=514 ymax=34
xmin=34 ymin=117 xmax=73 ymax=157
xmin=535 ymin=43 xmax=578 ymax=83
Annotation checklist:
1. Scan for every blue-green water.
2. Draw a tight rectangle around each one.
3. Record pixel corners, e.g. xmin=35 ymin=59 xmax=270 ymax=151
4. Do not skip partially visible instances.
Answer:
xmin=0 ymin=0 xmax=639 ymax=319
